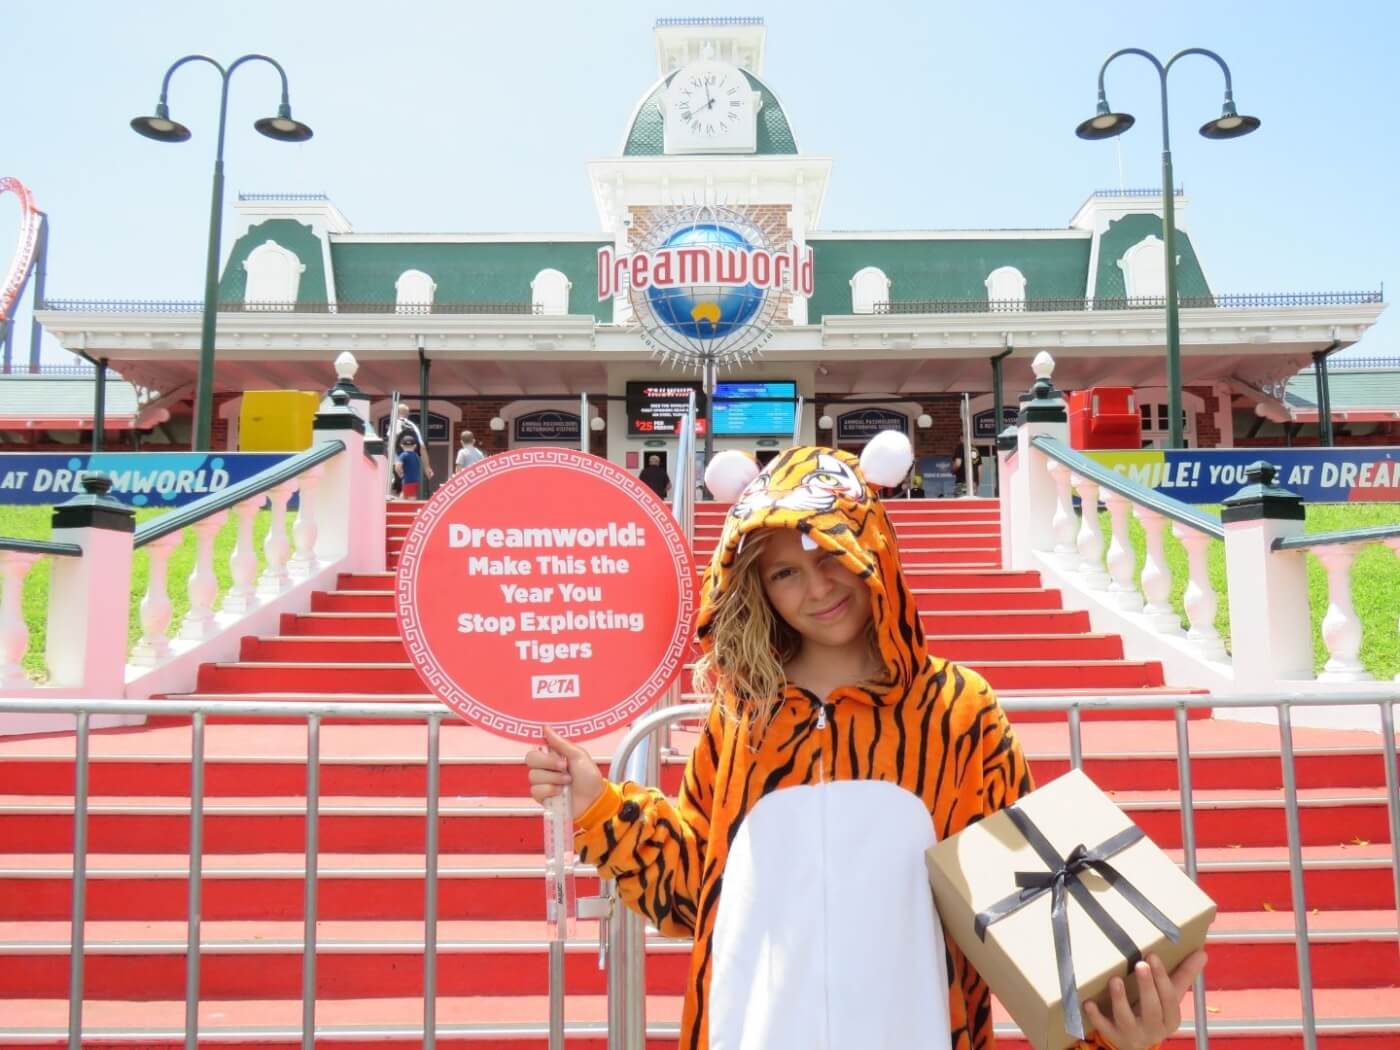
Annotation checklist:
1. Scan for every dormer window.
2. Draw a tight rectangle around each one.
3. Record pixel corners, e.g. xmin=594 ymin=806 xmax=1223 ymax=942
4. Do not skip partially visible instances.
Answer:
xmin=1118 ymin=235 xmax=1169 ymax=299
xmin=242 ymin=240 xmax=305 ymax=308
xmin=985 ymin=266 xmax=1027 ymax=309
xmin=849 ymin=267 xmax=891 ymax=315
xmin=531 ymin=269 xmax=572 ymax=316
xmin=395 ymin=270 xmax=437 ymax=312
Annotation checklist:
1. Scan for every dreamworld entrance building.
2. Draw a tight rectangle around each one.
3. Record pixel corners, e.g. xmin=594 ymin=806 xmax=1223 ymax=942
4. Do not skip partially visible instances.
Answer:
xmin=35 ymin=17 xmax=1388 ymax=483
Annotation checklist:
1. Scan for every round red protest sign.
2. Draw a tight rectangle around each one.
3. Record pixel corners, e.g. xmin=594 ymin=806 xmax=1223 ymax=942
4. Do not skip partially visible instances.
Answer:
xmin=395 ymin=448 xmax=697 ymax=742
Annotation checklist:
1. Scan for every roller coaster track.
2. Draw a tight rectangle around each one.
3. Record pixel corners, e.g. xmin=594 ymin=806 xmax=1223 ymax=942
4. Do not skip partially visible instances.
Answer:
xmin=0 ymin=176 xmax=42 ymax=324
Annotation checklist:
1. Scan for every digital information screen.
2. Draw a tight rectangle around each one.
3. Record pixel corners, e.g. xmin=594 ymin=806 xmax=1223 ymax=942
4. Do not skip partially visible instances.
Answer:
xmin=713 ymin=381 xmax=797 ymax=436
xmin=626 ymin=381 xmax=705 ymax=436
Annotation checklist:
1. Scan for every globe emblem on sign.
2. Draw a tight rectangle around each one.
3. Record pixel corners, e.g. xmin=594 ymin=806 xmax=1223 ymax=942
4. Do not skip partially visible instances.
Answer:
xmin=646 ymin=223 xmax=763 ymax=340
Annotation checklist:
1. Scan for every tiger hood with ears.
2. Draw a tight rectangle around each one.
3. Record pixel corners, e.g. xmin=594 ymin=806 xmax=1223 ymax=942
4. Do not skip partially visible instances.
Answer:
xmin=575 ymin=435 xmax=1114 ymax=1050
xmin=695 ymin=436 xmax=929 ymax=700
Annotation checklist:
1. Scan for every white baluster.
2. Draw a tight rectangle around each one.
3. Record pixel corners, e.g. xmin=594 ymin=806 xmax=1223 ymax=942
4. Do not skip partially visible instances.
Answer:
xmin=0 ymin=550 xmax=41 ymax=687
xmin=1136 ymin=508 xmax=1182 ymax=634
xmin=1390 ymin=539 xmax=1400 ymax=683
xmin=1071 ymin=475 xmax=1110 ymax=588
xmin=1101 ymin=491 xmax=1144 ymax=611
xmin=288 ymin=466 xmax=323 ymax=577
xmin=131 ymin=531 xmax=184 ymax=666
xmin=221 ymin=498 xmax=261 ymax=614
xmin=1171 ymin=523 xmax=1227 ymax=661
xmin=179 ymin=511 xmax=229 ymax=640
xmin=257 ymin=482 xmax=298 ymax=596
xmin=1046 ymin=460 xmax=1079 ymax=564
xmin=1315 ymin=543 xmax=1372 ymax=682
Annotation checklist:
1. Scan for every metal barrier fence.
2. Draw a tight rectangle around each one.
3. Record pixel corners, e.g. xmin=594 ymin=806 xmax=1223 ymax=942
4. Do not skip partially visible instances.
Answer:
xmin=2 ymin=690 xmax=1397 ymax=1050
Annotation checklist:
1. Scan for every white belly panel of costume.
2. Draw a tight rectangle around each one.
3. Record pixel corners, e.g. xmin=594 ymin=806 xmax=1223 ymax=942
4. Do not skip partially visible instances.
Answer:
xmin=708 ymin=779 xmax=952 ymax=1050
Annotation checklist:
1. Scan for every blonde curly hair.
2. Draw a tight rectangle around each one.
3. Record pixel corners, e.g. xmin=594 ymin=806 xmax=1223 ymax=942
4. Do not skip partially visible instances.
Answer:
xmin=692 ymin=529 xmax=881 ymax=742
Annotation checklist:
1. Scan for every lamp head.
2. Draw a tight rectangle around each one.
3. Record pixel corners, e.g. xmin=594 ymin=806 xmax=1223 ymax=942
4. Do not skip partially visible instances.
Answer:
xmin=255 ymin=102 xmax=314 ymax=143
xmin=1200 ymin=97 xmax=1260 ymax=140
xmin=130 ymin=101 xmax=192 ymax=143
xmin=1076 ymin=96 xmax=1135 ymax=140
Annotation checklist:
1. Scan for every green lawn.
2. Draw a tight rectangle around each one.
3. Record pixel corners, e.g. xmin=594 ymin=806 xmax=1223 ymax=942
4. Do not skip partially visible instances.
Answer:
xmin=1 ymin=505 xmax=293 ymax=683
xmin=1101 ymin=503 xmax=1400 ymax=680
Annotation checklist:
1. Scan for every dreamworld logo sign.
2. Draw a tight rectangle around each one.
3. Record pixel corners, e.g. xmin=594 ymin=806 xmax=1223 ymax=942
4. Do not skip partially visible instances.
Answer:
xmin=596 ymin=235 xmax=814 ymax=303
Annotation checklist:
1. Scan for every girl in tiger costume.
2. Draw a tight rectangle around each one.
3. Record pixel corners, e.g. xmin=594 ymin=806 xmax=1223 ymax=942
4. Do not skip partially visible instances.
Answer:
xmin=527 ymin=432 xmax=1203 ymax=1050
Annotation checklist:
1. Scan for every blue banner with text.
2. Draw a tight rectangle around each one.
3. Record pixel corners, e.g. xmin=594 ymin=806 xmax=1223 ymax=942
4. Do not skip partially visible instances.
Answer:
xmin=0 ymin=452 xmax=294 ymax=508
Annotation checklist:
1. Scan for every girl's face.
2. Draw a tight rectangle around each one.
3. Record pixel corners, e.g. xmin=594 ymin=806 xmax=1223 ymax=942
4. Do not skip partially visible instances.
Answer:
xmin=755 ymin=529 xmax=873 ymax=650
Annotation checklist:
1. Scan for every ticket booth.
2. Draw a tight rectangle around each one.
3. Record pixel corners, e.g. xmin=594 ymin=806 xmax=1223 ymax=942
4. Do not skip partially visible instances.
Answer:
xmin=1068 ymin=387 xmax=1142 ymax=450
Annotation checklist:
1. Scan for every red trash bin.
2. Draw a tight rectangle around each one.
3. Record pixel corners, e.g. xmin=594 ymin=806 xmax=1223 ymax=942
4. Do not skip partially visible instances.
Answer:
xmin=1068 ymin=387 xmax=1142 ymax=450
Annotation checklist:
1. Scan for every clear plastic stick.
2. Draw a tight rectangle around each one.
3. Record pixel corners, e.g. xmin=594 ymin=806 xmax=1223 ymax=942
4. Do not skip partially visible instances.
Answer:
xmin=543 ymin=785 xmax=576 ymax=942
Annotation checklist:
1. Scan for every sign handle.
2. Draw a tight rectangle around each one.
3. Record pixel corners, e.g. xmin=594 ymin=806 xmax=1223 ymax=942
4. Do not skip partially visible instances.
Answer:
xmin=543 ymin=786 xmax=574 ymax=1050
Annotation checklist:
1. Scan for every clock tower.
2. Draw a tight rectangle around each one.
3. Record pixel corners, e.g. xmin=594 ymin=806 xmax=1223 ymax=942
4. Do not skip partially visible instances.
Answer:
xmin=588 ymin=17 xmax=832 ymax=324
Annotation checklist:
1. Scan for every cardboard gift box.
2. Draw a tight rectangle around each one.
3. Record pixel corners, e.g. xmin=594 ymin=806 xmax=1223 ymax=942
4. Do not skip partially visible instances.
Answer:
xmin=926 ymin=769 xmax=1216 ymax=1050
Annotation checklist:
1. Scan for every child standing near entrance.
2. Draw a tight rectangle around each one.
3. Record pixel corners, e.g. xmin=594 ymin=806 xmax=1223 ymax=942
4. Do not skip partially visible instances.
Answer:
xmin=526 ymin=434 xmax=1204 ymax=1050
xmin=395 ymin=433 xmax=423 ymax=500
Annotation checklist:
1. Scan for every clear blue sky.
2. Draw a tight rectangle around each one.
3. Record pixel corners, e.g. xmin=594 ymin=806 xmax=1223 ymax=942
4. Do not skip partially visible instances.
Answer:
xmin=3 ymin=0 xmax=1397 ymax=362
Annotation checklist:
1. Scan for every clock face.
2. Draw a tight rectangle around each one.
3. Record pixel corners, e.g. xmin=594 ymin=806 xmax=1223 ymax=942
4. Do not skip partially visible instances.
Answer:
xmin=672 ymin=69 xmax=747 ymax=138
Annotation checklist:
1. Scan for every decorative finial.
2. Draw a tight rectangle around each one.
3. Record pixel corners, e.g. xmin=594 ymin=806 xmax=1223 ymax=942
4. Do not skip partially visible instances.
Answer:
xmin=1032 ymin=351 xmax=1055 ymax=380
xmin=330 ymin=389 xmax=350 ymax=408
xmin=80 ymin=473 xmax=113 ymax=496
xmin=1245 ymin=461 xmax=1278 ymax=487
xmin=335 ymin=352 xmax=358 ymax=381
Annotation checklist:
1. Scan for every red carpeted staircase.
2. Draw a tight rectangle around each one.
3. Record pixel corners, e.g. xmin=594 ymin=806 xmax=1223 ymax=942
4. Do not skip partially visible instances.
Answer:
xmin=0 ymin=498 xmax=1396 ymax=1046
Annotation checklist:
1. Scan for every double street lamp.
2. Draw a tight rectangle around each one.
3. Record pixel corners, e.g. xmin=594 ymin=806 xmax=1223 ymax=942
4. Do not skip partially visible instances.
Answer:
xmin=1076 ymin=48 xmax=1259 ymax=450
xmin=132 ymin=55 xmax=313 ymax=452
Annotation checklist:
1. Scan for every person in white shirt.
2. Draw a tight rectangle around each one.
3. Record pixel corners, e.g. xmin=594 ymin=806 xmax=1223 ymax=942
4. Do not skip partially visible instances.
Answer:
xmin=455 ymin=430 xmax=486 ymax=472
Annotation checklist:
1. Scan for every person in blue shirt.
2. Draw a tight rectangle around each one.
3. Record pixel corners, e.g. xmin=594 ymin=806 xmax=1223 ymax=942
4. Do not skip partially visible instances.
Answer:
xmin=395 ymin=433 xmax=423 ymax=500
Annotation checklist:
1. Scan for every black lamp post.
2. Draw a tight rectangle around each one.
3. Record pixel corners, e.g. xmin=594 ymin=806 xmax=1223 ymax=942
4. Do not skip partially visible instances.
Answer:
xmin=1076 ymin=48 xmax=1258 ymax=450
xmin=132 ymin=54 xmax=313 ymax=452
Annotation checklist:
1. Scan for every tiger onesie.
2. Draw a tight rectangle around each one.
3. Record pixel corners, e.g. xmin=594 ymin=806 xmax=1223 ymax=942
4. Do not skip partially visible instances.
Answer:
xmin=575 ymin=445 xmax=1121 ymax=1050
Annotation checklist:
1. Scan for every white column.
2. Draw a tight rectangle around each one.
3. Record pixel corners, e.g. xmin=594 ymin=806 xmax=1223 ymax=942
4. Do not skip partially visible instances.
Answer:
xmin=1071 ymin=475 xmax=1110 ymax=588
xmin=1102 ymin=491 xmax=1144 ymax=611
xmin=1172 ymin=523 xmax=1227 ymax=661
xmin=0 ymin=550 xmax=41 ymax=687
xmin=288 ymin=466 xmax=323 ymax=577
xmin=1391 ymin=538 xmax=1400 ymax=683
xmin=1136 ymin=508 xmax=1182 ymax=634
xmin=179 ymin=510 xmax=229 ymax=640
xmin=257 ymin=482 xmax=298 ymax=596
xmin=130 ymin=531 xmax=183 ymax=666
xmin=221 ymin=499 xmax=261 ymax=614
xmin=1315 ymin=543 xmax=1372 ymax=682
xmin=1046 ymin=460 xmax=1079 ymax=564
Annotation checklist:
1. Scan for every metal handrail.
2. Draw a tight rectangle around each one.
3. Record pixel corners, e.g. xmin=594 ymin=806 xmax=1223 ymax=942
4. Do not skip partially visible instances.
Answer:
xmin=133 ymin=440 xmax=345 ymax=549
xmin=872 ymin=290 xmax=1383 ymax=315
xmin=1274 ymin=523 xmax=1400 ymax=551
xmin=1030 ymin=434 xmax=1224 ymax=539
xmin=6 ymin=688 xmax=1396 ymax=1049
xmin=0 ymin=537 xmax=82 ymax=558
xmin=599 ymin=689 xmax=1400 ymax=1050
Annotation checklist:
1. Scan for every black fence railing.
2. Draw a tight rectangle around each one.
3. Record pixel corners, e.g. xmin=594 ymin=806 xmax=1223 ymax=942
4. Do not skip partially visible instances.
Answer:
xmin=40 ymin=299 xmax=541 ymax=316
xmin=236 ymin=192 xmax=330 ymax=202
xmin=872 ymin=291 xmax=1384 ymax=315
xmin=1091 ymin=188 xmax=1184 ymax=198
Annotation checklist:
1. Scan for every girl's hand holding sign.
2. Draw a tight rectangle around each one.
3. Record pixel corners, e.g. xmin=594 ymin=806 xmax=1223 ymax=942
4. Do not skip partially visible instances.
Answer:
xmin=526 ymin=727 xmax=605 ymax=820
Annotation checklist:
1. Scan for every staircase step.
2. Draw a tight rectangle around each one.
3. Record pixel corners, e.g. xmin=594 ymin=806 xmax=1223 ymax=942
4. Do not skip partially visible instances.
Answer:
xmin=192 ymin=657 xmax=1164 ymax=695
xmin=0 ymin=786 xmax=1390 ymax=854
xmin=2 ymin=989 xmax=1398 ymax=1048
xmin=280 ymin=612 xmax=397 ymax=637
xmin=2 ymin=845 xmax=1395 ymax=921
xmin=2 ymin=721 xmax=1390 ymax=799
xmin=3 ymin=909 xmax=1396 ymax=999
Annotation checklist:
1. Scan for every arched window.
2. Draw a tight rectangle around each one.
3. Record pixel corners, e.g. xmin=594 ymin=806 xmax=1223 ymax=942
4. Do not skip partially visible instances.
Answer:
xmin=1118 ymin=235 xmax=1168 ymax=299
xmin=531 ymin=269 xmax=572 ymax=316
xmin=849 ymin=266 xmax=891 ymax=314
xmin=395 ymin=270 xmax=437 ymax=312
xmin=984 ymin=265 xmax=1027 ymax=308
xmin=242 ymin=240 xmax=305 ymax=308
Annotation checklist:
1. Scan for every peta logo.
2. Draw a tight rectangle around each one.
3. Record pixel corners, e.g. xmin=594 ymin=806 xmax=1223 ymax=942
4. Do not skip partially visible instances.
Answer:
xmin=532 ymin=674 xmax=580 ymax=700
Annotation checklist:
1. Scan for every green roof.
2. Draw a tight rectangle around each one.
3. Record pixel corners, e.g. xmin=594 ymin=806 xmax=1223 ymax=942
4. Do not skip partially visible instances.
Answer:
xmin=328 ymin=241 xmax=612 ymax=321
xmin=0 ymin=376 xmax=140 ymax=418
xmin=218 ymin=219 xmax=330 ymax=304
xmin=805 ymin=237 xmax=1093 ymax=320
xmin=622 ymin=71 xmax=798 ymax=156
xmin=1286 ymin=369 xmax=1400 ymax=411
xmin=1094 ymin=214 xmax=1211 ymax=300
